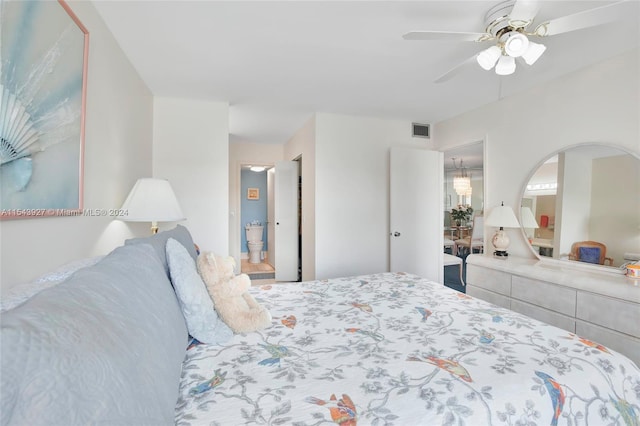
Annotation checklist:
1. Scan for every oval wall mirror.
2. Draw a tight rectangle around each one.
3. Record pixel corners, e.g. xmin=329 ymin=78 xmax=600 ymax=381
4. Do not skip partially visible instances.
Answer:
xmin=520 ymin=143 xmax=640 ymax=272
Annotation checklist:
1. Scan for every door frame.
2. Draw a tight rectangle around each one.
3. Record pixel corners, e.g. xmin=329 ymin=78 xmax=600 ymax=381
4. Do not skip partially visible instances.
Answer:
xmin=231 ymin=160 xmax=302 ymax=279
xmin=441 ymin=138 xmax=487 ymax=255
xmin=231 ymin=161 xmax=274 ymax=272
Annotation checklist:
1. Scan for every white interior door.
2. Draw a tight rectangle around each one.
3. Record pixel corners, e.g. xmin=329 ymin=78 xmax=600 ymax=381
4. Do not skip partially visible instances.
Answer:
xmin=274 ymin=161 xmax=299 ymax=281
xmin=390 ymin=147 xmax=443 ymax=283
xmin=267 ymin=168 xmax=275 ymax=267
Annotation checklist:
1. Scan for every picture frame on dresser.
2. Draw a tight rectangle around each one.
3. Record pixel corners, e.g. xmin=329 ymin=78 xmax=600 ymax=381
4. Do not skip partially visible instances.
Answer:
xmin=0 ymin=0 xmax=89 ymax=219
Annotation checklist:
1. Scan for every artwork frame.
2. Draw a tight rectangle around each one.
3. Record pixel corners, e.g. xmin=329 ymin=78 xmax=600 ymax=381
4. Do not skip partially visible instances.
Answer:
xmin=247 ymin=188 xmax=260 ymax=200
xmin=0 ymin=0 xmax=89 ymax=219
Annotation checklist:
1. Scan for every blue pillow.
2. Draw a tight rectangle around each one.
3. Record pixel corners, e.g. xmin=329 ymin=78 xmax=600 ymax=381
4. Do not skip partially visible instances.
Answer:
xmin=579 ymin=246 xmax=601 ymax=264
xmin=1 ymin=244 xmax=188 ymax=425
xmin=166 ymin=238 xmax=233 ymax=345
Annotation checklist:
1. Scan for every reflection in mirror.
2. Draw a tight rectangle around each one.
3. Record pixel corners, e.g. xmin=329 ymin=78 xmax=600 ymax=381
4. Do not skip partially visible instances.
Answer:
xmin=443 ymin=142 xmax=484 ymax=255
xmin=521 ymin=144 xmax=640 ymax=269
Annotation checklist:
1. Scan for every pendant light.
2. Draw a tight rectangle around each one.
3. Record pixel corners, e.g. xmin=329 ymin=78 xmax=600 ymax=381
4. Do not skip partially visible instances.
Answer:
xmin=452 ymin=158 xmax=471 ymax=196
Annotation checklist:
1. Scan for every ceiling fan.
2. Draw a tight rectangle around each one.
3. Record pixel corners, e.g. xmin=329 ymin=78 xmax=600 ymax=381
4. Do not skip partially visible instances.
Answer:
xmin=403 ymin=0 xmax=634 ymax=83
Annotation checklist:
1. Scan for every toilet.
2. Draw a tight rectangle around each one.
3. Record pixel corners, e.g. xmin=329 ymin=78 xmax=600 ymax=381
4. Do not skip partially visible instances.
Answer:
xmin=245 ymin=224 xmax=264 ymax=264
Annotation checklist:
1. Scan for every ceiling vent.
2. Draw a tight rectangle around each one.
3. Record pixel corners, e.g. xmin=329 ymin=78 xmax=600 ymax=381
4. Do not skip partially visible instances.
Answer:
xmin=412 ymin=123 xmax=430 ymax=139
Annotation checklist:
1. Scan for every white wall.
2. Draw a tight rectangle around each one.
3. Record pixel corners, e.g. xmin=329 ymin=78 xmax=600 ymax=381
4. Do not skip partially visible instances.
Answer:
xmin=153 ymin=98 xmax=229 ymax=255
xmin=590 ymin=155 xmax=640 ymax=265
xmin=557 ymin=151 xmax=593 ymax=258
xmin=0 ymin=1 xmax=153 ymax=293
xmin=434 ymin=49 xmax=639 ymax=260
xmin=284 ymin=116 xmax=316 ymax=281
xmin=314 ymin=113 xmax=436 ymax=280
xmin=229 ymin=142 xmax=284 ymax=267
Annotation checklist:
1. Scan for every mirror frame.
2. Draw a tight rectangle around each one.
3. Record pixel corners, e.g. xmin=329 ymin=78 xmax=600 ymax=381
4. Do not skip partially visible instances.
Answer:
xmin=518 ymin=142 xmax=640 ymax=275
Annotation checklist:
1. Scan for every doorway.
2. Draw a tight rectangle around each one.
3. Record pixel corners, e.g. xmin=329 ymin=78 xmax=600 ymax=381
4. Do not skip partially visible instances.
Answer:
xmin=442 ymin=141 xmax=485 ymax=292
xmin=238 ymin=160 xmax=301 ymax=283
xmin=240 ymin=164 xmax=275 ymax=283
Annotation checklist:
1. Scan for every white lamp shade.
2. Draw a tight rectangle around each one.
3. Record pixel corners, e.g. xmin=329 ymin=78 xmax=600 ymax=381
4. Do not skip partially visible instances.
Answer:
xmin=520 ymin=207 xmax=539 ymax=229
xmin=477 ymin=46 xmax=502 ymax=70
xmin=503 ymin=32 xmax=529 ymax=57
xmin=522 ymin=41 xmax=546 ymax=65
xmin=495 ymin=55 xmax=516 ymax=75
xmin=485 ymin=204 xmax=521 ymax=228
xmin=120 ymin=178 xmax=184 ymax=222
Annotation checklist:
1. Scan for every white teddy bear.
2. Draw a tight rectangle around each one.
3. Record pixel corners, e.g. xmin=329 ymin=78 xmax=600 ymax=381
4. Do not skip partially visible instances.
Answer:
xmin=197 ymin=252 xmax=271 ymax=333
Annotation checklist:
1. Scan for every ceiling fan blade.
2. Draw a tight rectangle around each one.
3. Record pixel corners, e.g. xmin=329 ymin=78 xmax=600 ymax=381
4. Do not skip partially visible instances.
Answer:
xmin=434 ymin=55 xmax=478 ymax=84
xmin=508 ymin=0 xmax=541 ymax=28
xmin=403 ymin=31 xmax=489 ymax=42
xmin=534 ymin=0 xmax=635 ymax=37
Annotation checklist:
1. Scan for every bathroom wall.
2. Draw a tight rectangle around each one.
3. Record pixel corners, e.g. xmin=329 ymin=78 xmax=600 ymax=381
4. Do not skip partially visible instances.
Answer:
xmin=240 ymin=169 xmax=268 ymax=254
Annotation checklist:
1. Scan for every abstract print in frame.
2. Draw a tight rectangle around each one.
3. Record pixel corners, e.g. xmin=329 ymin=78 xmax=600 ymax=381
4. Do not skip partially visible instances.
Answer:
xmin=0 ymin=0 xmax=89 ymax=219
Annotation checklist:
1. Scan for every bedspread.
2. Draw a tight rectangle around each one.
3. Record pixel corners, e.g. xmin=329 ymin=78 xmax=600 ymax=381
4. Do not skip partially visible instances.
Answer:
xmin=175 ymin=272 xmax=640 ymax=426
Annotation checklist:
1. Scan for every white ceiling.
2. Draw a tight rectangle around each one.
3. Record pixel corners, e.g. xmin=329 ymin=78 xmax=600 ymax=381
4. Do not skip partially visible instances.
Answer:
xmin=92 ymin=0 xmax=640 ymax=145
xmin=443 ymin=141 xmax=483 ymax=171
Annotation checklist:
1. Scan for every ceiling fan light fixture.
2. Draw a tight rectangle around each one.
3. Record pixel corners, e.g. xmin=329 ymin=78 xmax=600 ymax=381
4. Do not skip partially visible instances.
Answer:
xmin=495 ymin=55 xmax=516 ymax=75
xmin=503 ymin=31 xmax=530 ymax=57
xmin=522 ymin=41 xmax=547 ymax=65
xmin=477 ymin=45 xmax=502 ymax=70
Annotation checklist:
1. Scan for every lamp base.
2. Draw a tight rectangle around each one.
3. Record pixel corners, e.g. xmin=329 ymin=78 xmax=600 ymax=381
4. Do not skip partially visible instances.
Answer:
xmin=491 ymin=228 xmax=510 ymax=259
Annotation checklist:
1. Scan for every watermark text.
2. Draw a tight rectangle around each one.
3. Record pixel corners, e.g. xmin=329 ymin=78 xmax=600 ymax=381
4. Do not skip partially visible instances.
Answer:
xmin=1 ymin=209 xmax=129 ymax=217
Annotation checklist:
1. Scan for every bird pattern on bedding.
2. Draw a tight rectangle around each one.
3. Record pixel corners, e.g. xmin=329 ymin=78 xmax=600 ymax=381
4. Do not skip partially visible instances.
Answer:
xmin=175 ymin=272 xmax=640 ymax=426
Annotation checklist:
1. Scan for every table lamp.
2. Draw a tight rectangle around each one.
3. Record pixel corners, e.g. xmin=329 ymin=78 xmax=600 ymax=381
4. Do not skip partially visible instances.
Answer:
xmin=485 ymin=202 xmax=521 ymax=257
xmin=120 ymin=178 xmax=185 ymax=234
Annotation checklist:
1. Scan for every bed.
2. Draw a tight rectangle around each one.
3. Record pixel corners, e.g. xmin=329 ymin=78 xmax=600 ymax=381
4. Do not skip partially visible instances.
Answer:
xmin=175 ymin=272 xmax=640 ymax=426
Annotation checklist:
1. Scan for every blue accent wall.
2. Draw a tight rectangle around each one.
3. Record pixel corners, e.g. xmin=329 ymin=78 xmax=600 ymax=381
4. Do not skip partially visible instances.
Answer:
xmin=241 ymin=170 xmax=268 ymax=253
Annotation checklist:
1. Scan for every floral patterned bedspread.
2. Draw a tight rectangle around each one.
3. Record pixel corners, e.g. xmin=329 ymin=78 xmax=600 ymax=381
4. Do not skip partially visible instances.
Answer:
xmin=175 ymin=272 xmax=640 ymax=426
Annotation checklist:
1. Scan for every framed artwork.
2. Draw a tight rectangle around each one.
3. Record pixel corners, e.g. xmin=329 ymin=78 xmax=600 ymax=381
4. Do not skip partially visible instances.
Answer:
xmin=0 ymin=0 xmax=89 ymax=219
xmin=247 ymin=188 xmax=260 ymax=200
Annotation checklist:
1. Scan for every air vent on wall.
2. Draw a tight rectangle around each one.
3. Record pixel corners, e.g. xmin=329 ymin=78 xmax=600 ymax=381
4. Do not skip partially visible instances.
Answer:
xmin=412 ymin=123 xmax=430 ymax=139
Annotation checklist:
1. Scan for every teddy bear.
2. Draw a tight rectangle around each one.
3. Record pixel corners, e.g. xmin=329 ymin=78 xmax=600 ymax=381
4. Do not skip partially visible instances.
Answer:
xmin=197 ymin=252 xmax=272 ymax=333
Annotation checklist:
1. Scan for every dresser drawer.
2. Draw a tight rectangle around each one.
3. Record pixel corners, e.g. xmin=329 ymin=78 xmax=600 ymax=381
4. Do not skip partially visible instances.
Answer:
xmin=466 ymin=265 xmax=511 ymax=296
xmin=511 ymin=275 xmax=576 ymax=317
xmin=467 ymin=285 xmax=511 ymax=309
xmin=576 ymin=320 xmax=640 ymax=367
xmin=510 ymin=300 xmax=576 ymax=333
xmin=576 ymin=292 xmax=640 ymax=338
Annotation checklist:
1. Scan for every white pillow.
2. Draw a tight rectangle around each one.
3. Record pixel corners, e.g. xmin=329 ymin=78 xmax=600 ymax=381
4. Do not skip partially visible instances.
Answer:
xmin=166 ymin=238 xmax=233 ymax=344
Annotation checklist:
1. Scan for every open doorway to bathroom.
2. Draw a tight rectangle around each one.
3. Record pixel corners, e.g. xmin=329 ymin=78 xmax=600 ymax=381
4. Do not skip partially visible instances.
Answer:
xmin=240 ymin=164 xmax=276 ymax=282
xmin=239 ymin=158 xmax=302 ymax=284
